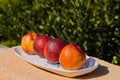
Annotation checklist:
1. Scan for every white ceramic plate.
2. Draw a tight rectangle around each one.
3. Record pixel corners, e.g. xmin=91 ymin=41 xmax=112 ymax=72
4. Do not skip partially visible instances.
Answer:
xmin=13 ymin=46 xmax=98 ymax=77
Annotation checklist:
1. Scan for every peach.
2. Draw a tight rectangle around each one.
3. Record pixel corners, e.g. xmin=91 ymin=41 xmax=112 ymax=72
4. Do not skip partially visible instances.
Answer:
xmin=44 ymin=38 xmax=66 ymax=63
xmin=21 ymin=32 xmax=37 ymax=55
xmin=59 ymin=44 xmax=86 ymax=70
xmin=33 ymin=35 xmax=51 ymax=58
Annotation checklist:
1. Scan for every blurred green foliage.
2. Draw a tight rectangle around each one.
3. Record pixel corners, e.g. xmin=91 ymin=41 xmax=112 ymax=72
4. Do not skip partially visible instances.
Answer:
xmin=0 ymin=0 xmax=120 ymax=65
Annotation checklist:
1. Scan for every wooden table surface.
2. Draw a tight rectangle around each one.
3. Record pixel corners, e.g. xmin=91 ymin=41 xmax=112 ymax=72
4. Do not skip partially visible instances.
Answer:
xmin=0 ymin=46 xmax=120 ymax=80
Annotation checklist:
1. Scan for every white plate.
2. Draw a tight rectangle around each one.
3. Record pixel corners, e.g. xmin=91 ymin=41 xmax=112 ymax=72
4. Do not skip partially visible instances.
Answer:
xmin=13 ymin=46 xmax=98 ymax=77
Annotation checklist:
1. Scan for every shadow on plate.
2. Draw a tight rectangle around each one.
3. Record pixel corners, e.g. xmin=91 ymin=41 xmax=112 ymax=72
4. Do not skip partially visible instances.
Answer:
xmin=81 ymin=57 xmax=96 ymax=69
xmin=74 ymin=64 xmax=109 ymax=79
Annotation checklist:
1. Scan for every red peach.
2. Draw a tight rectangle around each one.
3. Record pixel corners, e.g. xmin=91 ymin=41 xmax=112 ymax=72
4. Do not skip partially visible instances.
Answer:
xmin=33 ymin=35 xmax=51 ymax=58
xmin=44 ymin=38 xmax=66 ymax=63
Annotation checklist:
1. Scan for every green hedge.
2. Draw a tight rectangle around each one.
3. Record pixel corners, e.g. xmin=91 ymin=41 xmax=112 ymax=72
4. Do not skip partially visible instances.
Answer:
xmin=0 ymin=0 xmax=120 ymax=65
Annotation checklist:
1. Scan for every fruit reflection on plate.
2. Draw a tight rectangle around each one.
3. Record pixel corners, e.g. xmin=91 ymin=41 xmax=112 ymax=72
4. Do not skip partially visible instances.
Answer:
xmin=13 ymin=46 xmax=99 ymax=77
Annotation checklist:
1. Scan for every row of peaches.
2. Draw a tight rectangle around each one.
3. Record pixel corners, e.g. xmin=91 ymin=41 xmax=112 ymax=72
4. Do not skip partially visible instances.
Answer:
xmin=21 ymin=32 xmax=86 ymax=70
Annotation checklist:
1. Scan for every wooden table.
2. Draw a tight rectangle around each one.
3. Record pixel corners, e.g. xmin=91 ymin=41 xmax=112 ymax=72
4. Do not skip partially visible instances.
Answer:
xmin=0 ymin=46 xmax=120 ymax=80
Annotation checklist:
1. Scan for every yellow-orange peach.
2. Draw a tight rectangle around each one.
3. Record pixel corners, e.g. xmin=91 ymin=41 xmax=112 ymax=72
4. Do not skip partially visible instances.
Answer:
xmin=21 ymin=32 xmax=37 ymax=55
xmin=59 ymin=44 xmax=86 ymax=70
